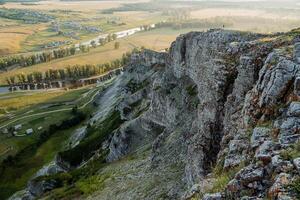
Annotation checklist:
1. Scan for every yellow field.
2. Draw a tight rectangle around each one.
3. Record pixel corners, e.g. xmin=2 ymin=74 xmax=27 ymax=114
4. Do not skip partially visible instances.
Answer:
xmin=1 ymin=0 xmax=129 ymax=11
xmin=0 ymin=90 xmax=68 ymax=111
xmin=0 ymin=24 xmax=46 ymax=55
xmin=0 ymin=4 xmax=164 ymax=54
xmin=0 ymin=28 xmax=186 ymax=85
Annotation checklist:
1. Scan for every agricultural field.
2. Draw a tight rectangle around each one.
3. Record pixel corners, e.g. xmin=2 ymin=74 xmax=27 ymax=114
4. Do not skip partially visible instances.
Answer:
xmin=1 ymin=0 xmax=299 ymax=86
xmin=0 ymin=27 xmax=195 ymax=85
xmin=0 ymin=24 xmax=46 ymax=55
xmin=0 ymin=1 xmax=165 ymax=55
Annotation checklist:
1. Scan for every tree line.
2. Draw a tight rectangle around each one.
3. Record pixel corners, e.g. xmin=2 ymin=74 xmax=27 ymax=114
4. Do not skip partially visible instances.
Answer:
xmin=0 ymin=46 xmax=77 ymax=70
xmin=5 ymin=50 xmax=136 ymax=86
xmin=0 ymin=32 xmax=120 ymax=71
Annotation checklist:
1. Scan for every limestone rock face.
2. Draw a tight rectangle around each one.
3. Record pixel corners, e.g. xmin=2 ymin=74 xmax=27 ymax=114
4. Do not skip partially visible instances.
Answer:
xmin=93 ymin=29 xmax=300 ymax=199
xmin=102 ymin=30 xmax=299 ymax=199
xmin=294 ymin=42 xmax=300 ymax=64
xmin=12 ymin=29 xmax=300 ymax=200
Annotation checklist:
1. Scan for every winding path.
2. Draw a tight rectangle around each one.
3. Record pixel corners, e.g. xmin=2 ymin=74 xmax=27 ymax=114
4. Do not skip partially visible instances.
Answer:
xmin=0 ymin=146 xmax=13 ymax=157
xmin=0 ymin=85 xmax=100 ymax=130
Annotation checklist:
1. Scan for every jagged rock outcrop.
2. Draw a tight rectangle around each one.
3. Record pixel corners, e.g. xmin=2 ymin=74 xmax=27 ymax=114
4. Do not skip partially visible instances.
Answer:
xmin=11 ymin=28 xmax=300 ymax=200
xmin=103 ymin=29 xmax=300 ymax=199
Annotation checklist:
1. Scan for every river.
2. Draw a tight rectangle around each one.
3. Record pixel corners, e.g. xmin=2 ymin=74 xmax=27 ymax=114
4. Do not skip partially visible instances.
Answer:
xmin=0 ymin=87 xmax=9 ymax=94
xmin=75 ymin=24 xmax=156 ymax=48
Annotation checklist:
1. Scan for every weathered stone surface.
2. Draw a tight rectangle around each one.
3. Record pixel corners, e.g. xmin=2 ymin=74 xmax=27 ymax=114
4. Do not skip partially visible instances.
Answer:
xmin=294 ymin=42 xmax=300 ymax=64
xmin=34 ymin=160 xmax=65 ymax=178
xmin=294 ymin=77 xmax=300 ymax=96
xmin=255 ymin=140 xmax=274 ymax=163
xmin=8 ymin=190 xmax=34 ymax=200
xmin=227 ymin=178 xmax=241 ymax=193
xmin=10 ymin=29 xmax=300 ymax=200
xmin=202 ymin=193 xmax=223 ymax=200
xmin=287 ymin=102 xmax=300 ymax=117
xmin=28 ymin=179 xmax=60 ymax=197
xmin=251 ymin=127 xmax=271 ymax=148
xmin=258 ymin=55 xmax=299 ymax=107
xmin=236 ymin=164 xmax=265 ymax=184
xmin=224 ymin=139 xmax=249 ymax=168
xmin=272 ymin=155 xmax=293 ymax=173
xmin=278 ymin=117 xmax=300 ymax=145
xmin=268 ymin=173 xmax=291 ymax=198
xmin=293 ymin=157 xmax=300 ymax=171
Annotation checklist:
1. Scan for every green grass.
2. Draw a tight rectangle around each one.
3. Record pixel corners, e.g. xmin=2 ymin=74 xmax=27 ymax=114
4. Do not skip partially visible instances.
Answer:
xmin=75 ymin=173 xmax=111 ymax=195
xmin=0 ymin=86 xmax=94 ymax=128
xmin=0 ymin=125 xmax=79 ymax=199
xmin=0 ymin=85 xmax=100 ymax=164
xmin=0 ymin=87 xmax=91 ymax=111
xmin=205 ymin=162 xmax=245 ymax=195
xmin=280 ymin=141 xmax=300 ymax=161
xmin=0 ymin=111 xmax=73 ymax=158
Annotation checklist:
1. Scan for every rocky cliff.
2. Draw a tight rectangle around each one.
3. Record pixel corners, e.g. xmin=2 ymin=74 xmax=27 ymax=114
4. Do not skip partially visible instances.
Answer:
xmin=10 ymin=28 xmax=300 ymax=200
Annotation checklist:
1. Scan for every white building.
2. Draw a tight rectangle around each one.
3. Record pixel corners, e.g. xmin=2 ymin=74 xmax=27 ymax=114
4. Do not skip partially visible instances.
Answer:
xmin=26 ymin=128 xmax=34 ymax=135
xmin=14 ymin=124 xmax=22 ymax=130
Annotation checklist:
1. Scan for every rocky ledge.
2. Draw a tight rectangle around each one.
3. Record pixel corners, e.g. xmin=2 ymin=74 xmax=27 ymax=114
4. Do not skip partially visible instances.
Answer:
xmin=106 ymin=28 xmax=300 ymax=199
xmin=10 ymin=28 xmax=300 ymax=200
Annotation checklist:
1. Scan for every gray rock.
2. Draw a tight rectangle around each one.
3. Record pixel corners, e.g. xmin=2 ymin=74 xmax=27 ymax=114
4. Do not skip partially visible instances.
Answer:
xmin=236 ymin=165 xmax=265 ymax=184
xmin=279 ymin=117 xmax=300 ymax=145
xmin=279 ymin=134 xmax=300 ymax=146
xmin=277 ymin=194 xmax=295 ymax=200
xmin=240 ymin=197 xmax=263 ymax=200
xmin=293 ymin=77 xmax=300 ymax=96
xmin=227 ymin=179 xmax=241 ymax=193
xmin=287 ymin=102 xmax=300 ymax=117
xmin=28 ymin=178 xmax=60 ymax=197
xmin=248 ymin=52 xmax=299 ymax=108
xmin=202 ymin=193 xmax=223 ymax=200
xmin=8 ymin=189 xmax=34 ymax=200
xmin=224 ymin=154 xmax=245 ymax=169
xmin=268 ymin=173 xmax=291 ymax=199
xmin=34 ymin=160 xmax=65 ymax=178
xmin=229 ymin=139 xmax=248 ymax=153
xmin=272 ymin=155 xmax=284 ymax=167
xmin=255 ymin=140 xmax=273 ymax=163
xmin=293 ymin=157 xmax=300 ymax=171
xmin=224 ymin=139 xmax=249 ymax=168
xmin=294 ymin=42 xmax=300 ymax=64
xmin=182 ymin=184 xmax=201 ymax=199
xmin=10 ymin=29 xmax=300 ymax=200
xmin=251 ymin=127 xmax=271 ymax=148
